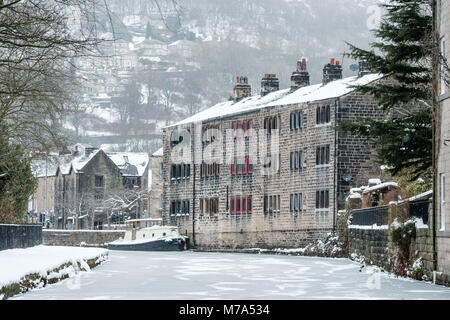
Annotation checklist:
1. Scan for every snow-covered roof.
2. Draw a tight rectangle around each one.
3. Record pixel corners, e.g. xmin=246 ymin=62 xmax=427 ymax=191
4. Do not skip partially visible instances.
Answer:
xmin=166 ymin=73 xmax=384 ymax=128
xmin=368 ymin=178 xmax=382 ymax=185
xmin=72 ymin=150 xmax=101 ymax=172
xmin=136 ymin=38 xmax=166 ymax=48
xmin=56 ymin=148 xmax=150 ymax=177
xmin=55 ymin=149 xmax=101 ymax=176
xmin=31 ymin=160 xmax=59 ymax=178
xmin=362 ymin=182 xmax=399 ymax=194
xmin=168 ymin=39 xmax=194 ymax=47
xmin=405 ymin=190 xmax=432 ymax=202
xmin=168 ymin=88 xmax=290 ymax=128
xmin=152 ymin=147 xmax=163 ymax=157
xmin=32 ymin=152 xmax=89 ymax=178
xmin=107 ymin=152 xmax=149 ymax=177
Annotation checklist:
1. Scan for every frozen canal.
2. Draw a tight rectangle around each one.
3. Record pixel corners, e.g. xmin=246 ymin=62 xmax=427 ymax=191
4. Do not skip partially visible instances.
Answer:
xmin=13 ymin=251 xmax=450 ymax=300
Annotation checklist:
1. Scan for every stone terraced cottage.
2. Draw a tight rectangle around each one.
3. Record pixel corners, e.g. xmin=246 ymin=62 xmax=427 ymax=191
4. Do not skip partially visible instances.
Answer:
xmin=161 ymin=58 xmax=389 ymax=249
xmin=52 ymin=145 xmax=150 ymax=230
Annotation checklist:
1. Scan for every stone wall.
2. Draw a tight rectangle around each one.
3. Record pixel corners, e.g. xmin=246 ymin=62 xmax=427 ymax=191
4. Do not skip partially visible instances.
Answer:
xmin=30 ymin=176 xmax=56 ymax=214
xmin=0 ymin=224 xmax=42 ymax=251
xmin=43 ymin=229 xmax=125 ymax=248
xmin=415 ymin=228 xmax=435 ymax=273
xmin=347 ymin=225 xmax=436 ymax=280
xmin=348 ymin=228 xmax=390 ymax=269
xmin=345 ymin=200 xmax=440 ymax=282
xmin=150 ymin=155 xmax=163 ymax=219
xmin=336 ymin=93 xmax=386 ymax=210
xmin=437 ymin=0 xmax=450 ymax=289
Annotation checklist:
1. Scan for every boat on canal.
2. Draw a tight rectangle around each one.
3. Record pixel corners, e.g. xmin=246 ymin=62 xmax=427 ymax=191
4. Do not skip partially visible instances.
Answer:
xmin=107 ymin=218 xmax=188 ymax=251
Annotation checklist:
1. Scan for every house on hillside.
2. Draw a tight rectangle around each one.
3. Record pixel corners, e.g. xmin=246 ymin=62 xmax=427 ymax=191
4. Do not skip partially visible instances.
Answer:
xmin=168 ymin=39 xmax=195 ymax=59
xmin=161 ymin=57 xmax=390 ymax=249
xmin=135 ymin=38 xmax=168 ymax=58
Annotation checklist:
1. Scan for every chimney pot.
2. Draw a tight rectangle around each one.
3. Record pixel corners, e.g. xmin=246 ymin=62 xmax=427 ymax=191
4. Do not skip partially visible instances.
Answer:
xmin=323 ymin=58 xmax=343 ymax=85
xmin=234 ymin=75 xmax=252 ymax=102
xmin=291 ymin=57 xmax=310 ymax=91
xmin=358 ymin=60 xmax=372 ymax=77
xmin=261 ymin=73 xmax=279 ymax=97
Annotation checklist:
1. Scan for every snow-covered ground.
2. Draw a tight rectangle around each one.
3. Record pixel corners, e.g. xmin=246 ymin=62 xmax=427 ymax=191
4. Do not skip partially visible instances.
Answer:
xmin=12 ymin=251 xmax=450 ymax=300
xmin=0 ymin=246 xmax=108 ymax=289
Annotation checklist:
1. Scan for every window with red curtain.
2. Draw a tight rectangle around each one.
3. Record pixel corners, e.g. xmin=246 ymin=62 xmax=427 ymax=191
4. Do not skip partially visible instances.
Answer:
xmin=247 ymin=157 xmax=253 ymax=173
xmin=237 ymin=121 xmax=243 ymax=138
xmin=230 ymin=196 xmax=252 ymax=214
xmin=241 ymin=158 xmax=247 ymax=174
xmin=236 ymin=197 xmax=241 ymax=213
xmin=247 ymin=197 xmax=252 ymax=213
xmin=237 ymin=158 xmax=243 ymax=174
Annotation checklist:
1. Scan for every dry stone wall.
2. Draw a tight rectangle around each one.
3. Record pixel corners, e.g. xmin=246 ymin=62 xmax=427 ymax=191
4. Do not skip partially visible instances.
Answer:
xmin=43 ymin=230 xmax=125 ymax=248
xmin=0 ymin=224 xmax=42 ymax=251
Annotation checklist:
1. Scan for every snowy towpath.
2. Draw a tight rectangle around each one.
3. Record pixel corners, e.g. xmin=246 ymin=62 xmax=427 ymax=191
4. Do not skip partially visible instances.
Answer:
xmin=12 ymin=251 xmax=450 ymax=300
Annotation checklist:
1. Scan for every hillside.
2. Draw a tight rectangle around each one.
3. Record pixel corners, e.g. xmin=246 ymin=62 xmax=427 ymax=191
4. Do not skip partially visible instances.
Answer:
xmin=68 ymin=0 xmax=382 ymax=153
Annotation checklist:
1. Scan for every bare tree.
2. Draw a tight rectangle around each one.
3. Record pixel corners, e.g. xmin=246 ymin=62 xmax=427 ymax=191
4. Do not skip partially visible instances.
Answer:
xmin=0 ymin=0 xmax=105 ymax=153
xmin=102 ymin=187 xmax=150 ymax=227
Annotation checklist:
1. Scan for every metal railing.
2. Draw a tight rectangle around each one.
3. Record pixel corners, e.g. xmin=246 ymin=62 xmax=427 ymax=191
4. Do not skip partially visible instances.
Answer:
xmin=351 ymin=205 xmax=389 ymax=226
xmin=409 ymin=199 xmax=430 ymax=225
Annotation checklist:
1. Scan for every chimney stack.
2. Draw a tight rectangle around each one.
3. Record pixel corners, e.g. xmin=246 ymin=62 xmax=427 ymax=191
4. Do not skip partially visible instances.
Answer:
xmin=233 ymin=76 xmax=251 ymax=102
xmin=261 ymin=74 xmax=279 ymax=97
xmin=322 ymin=58 xmax=343 ymax=85
xmin=290 ymin=57 xmax=310 ymax=92
xmin=358 ymin=60 xmax=371 ymax=77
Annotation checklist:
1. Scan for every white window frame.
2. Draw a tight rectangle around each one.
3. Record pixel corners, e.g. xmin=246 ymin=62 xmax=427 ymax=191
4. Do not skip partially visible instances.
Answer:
xmin=441 ymin=173 xmax=446 ymax=231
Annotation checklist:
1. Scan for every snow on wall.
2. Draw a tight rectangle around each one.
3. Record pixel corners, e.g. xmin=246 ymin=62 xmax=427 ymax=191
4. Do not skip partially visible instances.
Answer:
xmin=0 ymin=245 xmax=108 ymax=288
xmin=362 ymin=182 xmax=399 ymax=194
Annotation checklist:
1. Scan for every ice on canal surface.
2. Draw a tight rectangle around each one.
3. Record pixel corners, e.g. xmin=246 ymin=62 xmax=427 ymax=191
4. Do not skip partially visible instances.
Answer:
xmin=12 ymin=251 xmax=450 ymax=300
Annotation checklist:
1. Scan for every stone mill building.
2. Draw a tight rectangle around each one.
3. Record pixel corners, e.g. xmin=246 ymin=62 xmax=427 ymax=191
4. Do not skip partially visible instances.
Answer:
xmin=161 ymin=58 xmax=388 ymax=249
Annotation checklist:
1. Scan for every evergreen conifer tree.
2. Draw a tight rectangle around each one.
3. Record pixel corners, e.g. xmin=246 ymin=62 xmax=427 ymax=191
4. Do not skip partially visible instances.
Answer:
xmin=340 ymin=0 xmax=433 ymax=180
xmin=0 ymin=135 xmax=37 ymax=223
